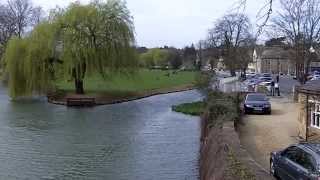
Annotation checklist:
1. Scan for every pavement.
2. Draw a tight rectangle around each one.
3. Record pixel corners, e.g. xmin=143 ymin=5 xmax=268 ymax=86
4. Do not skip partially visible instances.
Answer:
xmin=238 ymin=97 xmax=300 ymax=171
xmin=278 ymin=75 xmax=300 ymax=95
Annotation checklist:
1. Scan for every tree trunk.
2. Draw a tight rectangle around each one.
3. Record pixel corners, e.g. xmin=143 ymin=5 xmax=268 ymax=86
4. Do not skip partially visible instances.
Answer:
xmin=72 ymin=62 xmax=87 ymax=94
xmin=75 ymin=79 xmax=84 ymax=94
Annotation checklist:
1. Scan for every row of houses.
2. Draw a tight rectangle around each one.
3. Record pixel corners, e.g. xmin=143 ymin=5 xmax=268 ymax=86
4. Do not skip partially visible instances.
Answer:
xmin=248 ymin=46 xmax=320 ymax=75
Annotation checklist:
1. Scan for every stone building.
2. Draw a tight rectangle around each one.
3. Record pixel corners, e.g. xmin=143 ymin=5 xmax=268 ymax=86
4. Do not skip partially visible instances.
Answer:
xmin=250 ymin=46 xmax=320 ymax=75
xmin=252 ymin=46 xmax=295 ymax=75
xmin=297 ymin=81 xmax=320 ymax=141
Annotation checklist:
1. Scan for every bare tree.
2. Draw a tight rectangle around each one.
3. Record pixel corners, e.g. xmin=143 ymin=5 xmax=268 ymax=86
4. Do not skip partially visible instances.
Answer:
xmin=0 ymin=4 xmax=16 ymax=49
xmin=272 ymin=0 xmax=320 ymax=83
xmin=31 ymin=6 xmax=44 ymax=25
xmin=234 ymin=0 xmax=273 ymax=38
xmin=0 ymin=0 xmax=42 ymax=57
xmin=7 ymin=0 xmax=42 ymax=38
xmin=208 ymin=13 xmax=253 ymax=76
xmin=198 ymin=39 xmax=220 ymax=71
xmin=237 ymin=38 xmax=255 ymax=77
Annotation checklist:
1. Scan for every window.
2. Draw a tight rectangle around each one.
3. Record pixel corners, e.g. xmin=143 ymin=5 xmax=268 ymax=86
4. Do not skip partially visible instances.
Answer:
xmin=311 ymin=103 xmax=320 ymax=129
xmin=282 ymin=147 xmax=317 ymax=172
xmin=282 ymin=146 xmax=300 ymax=163
xmin=298 ymin=150 xmax=316 ymax=172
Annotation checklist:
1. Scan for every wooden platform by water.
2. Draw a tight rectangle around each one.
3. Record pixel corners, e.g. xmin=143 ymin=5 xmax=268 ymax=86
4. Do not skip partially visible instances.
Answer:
xmin=66 ymin=97 xmax=96 ymax=107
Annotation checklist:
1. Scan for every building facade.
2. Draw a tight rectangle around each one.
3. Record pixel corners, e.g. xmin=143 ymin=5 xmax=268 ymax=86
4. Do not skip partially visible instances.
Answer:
xmin=298 ymin=81 xmax=320 ymax=142
xmin=252 ymin=46 xmax=295 ymax=75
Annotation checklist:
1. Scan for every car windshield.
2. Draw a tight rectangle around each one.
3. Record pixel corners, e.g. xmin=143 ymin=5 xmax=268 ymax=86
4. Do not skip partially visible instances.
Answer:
xmin=247 ymin=94 xmax=267 ymax=101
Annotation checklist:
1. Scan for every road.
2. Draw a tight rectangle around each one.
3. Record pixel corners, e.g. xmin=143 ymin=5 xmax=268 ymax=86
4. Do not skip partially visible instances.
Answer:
xmin=239 ymin=97 xmax=300 ymax=171
xmin=215 ymin=71 xmax=300 ymax=95
xmin=278 ymin=76 xmax=300 ymax=95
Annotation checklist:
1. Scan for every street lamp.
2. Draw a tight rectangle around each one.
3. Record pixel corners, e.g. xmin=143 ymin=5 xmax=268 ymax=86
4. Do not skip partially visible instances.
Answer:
xmin=309 ymin=46 xmax=316 ymax=73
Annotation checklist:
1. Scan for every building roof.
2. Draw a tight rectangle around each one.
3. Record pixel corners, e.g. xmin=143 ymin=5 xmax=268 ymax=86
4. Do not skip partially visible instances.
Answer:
xmin=261 ymin=47 xmax=291 ymax=60
xmin=300 ymin=80 xmax=320 ymax=94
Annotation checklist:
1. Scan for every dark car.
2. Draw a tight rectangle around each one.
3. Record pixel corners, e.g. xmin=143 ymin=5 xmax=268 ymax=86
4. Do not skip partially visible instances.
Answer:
xmin=244 ymin=93 xmax=271 ymax=114
xmin=270 ymin=143 xmax=320 ymax=180
xmin=262 ymin=73 xmax=272 ymax=78
xmin=259 ymin=77 xmax=273 ymax=82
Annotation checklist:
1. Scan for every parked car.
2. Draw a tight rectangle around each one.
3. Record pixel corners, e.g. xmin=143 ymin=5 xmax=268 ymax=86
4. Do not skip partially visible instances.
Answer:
xmin=245 ymin=74 xmax=256 ymax=80
xmin=311 ymin=75 xmax=320 ymax=81
xmin=259 ymin=77 xmax=273 ymax=83
xmin=244 ymin=78 xmax=259 ymax=85
xmin=262 ymin=73 xmax=272 ymax=78
xmin=270 ymin=143 xmax=320 ymax=180
xmin=259 ymin=81 xmax=271 ymax=92
xmin=244 ymin=93 xmax=271 ymax=114
xmin=259 ymin=80 xmax=272 ymax=86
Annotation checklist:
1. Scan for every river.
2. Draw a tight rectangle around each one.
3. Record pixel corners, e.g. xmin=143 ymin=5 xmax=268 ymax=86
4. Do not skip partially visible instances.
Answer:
xmin=0 ymin=85 xmax=202 ymax=180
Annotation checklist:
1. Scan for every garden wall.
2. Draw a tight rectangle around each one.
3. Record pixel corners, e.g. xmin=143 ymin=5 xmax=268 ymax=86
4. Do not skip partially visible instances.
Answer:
xmin=199 ymin=121 xmax=272 ymax=180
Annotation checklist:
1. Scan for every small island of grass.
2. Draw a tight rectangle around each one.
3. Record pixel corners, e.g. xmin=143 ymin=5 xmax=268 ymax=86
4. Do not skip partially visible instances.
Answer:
xmin=172 ymin=101 xmax=205 ymax=116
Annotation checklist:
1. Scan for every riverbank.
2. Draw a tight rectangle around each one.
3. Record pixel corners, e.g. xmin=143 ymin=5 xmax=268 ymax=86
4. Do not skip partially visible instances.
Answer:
xmin=49 ymin=84 xmax=195 ymax=106
xmin=50 ymin=69 xmax=197 ymax=106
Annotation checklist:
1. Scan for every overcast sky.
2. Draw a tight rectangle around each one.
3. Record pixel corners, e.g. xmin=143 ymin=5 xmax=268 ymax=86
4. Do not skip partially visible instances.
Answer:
xmin=31 ymin=0 xmax=275 ymax=48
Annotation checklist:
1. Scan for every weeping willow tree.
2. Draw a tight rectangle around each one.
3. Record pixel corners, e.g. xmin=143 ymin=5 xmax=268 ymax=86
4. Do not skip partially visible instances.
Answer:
xmin=4 ymin=0 xmax=137 ymax=98
xmin=4 ymin=21 xmax=59 ymax=98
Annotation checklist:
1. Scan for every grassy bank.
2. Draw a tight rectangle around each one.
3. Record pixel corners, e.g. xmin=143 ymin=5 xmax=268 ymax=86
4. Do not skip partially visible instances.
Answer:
xmin=56 ymin=69 xmax=196 ymax=93
xmin=51 ymin=69 xmax=197 ymax=104
xmin=172 ymin=101 xmax=205 ymax=116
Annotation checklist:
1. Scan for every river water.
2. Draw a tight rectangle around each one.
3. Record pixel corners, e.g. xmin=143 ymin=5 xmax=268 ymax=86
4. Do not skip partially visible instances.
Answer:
xmin=0 ymin=86 xmax=202 ymax=180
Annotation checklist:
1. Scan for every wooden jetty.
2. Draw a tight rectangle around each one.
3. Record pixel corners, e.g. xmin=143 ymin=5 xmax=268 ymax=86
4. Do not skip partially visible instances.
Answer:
xmin=66 ymin=97 xmax=96 ymax=107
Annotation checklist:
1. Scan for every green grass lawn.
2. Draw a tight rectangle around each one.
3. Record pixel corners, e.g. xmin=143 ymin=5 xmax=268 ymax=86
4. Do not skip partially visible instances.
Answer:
xmin=56 ymin=69 xmax=197 ymax=95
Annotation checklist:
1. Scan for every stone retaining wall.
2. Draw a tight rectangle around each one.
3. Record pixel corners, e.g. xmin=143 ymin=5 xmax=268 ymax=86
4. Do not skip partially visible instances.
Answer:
xmin=200 ymin=121 xmax=273 ymax=180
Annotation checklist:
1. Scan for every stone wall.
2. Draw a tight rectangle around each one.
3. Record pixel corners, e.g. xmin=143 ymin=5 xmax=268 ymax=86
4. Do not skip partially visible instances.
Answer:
xmin=297 ymin=93 xmax=320 ymax=142
xmin=200 ymin=121 xmax=272 ymax=180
